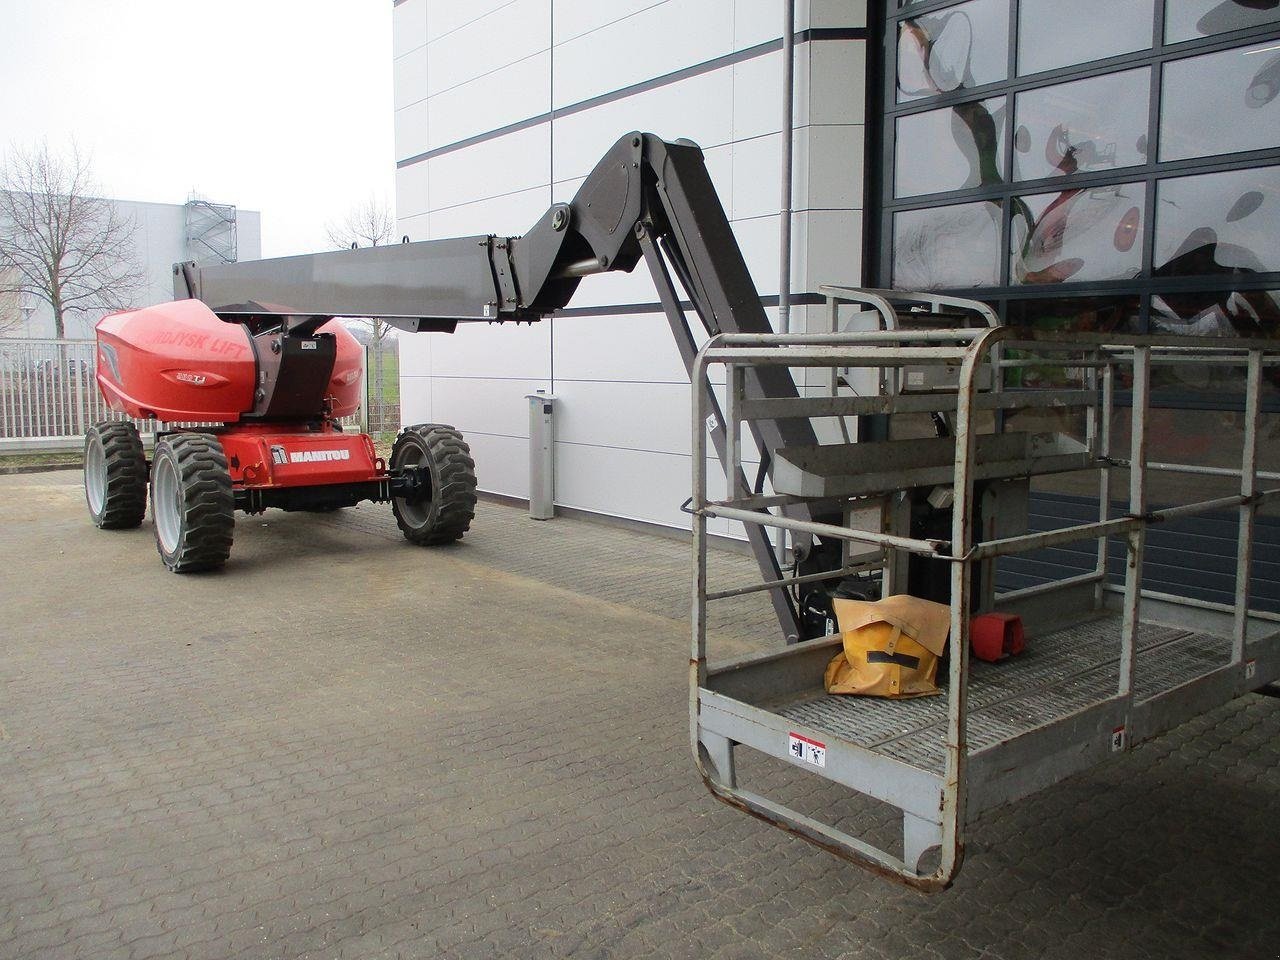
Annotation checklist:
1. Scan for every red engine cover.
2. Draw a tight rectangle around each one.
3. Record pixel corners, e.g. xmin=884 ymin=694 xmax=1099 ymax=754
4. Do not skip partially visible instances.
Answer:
xmin=95 ymin=300 xmax=364 ymax=423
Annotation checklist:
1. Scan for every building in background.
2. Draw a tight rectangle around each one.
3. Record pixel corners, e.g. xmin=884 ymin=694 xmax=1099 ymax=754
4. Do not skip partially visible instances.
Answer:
xmin=392 ymin=0 xmax=1280 ymax=541
xmin=2 ymin=197 xmax=261 ymax=338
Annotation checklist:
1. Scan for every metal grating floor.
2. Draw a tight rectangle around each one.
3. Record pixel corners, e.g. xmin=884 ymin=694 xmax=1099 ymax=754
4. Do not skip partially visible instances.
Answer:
xmin=773 ymin=616 xmax=1231 ymax=773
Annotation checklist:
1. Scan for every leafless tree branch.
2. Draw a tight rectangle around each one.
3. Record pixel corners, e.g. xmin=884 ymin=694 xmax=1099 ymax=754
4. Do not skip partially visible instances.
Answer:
xmin=0 ymin=140 xmax=144 ymax=338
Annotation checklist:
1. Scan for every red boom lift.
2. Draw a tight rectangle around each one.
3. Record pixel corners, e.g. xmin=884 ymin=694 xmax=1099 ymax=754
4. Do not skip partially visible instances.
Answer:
xmin=84 ymin=133 xmax=821 ymax=608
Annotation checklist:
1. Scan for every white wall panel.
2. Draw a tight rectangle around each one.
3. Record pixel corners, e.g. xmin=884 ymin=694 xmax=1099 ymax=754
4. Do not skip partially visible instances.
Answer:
xmin=431 ymin=377 xmax=548 ymax=439
xmin=730 ymin=213 xmax=782 ymax=298
xmin=394 ymin=47 xmax=429 ymax=111
xmin=806 ymin=0 xmax=867 ymax=29
xmin=427 ymin=186 xmax=549 ymax=240
xmin=397 ymin=324 xmax=433 ymax=377
xmin=703 ymin=142 xmax=735 ymax=214
xmin=550 ymin=176 xmax=586 ymax=205
xmin=551 ymin=312 xmax=689 ymax=384
xmin=552 ymin=0 xmax=734 ymax=109
xmin=734 ymin=0 xmax=782 ymax=51
xmin=426 ymin=0 xmax=550 ymax=97
xmin=396 ymin=162 xmax=430 ymax=219
xmin=430 ymin=317 xmax=551 ymax=379
xmin=427 ymin=125 xmax=549 ymax=209
xmin=798 ymin=208 xmax=862 ymax=292
xmin=806 ymin=40 xmax=865 ymax=126
xmin=731 ymin=133 xmax=782 ymax=220
xmin=426 ymin=0 xmax=513 ymax=44
xmin=553 ymin=380 xmax=691 ymax=456
xmin=733 ymin=53 xmax=783 ymax=141
xmin=395 ymin=99 xmax=431 ymax=162
xmin=549 ymin=70 xmax=734 ymax=183
xmin=554 ymin=442 xmax=693 ymax=527
xmin=796 ymin=123 xmax=864 ymax=211
xmin=426 ymin=53 xmax=551 ymax=150
xmin=393 ymin=0 xmax=428 ymax=57
xmin=467 ymin=432 xmax=532 ymax=498
xmin=399 ymin=374 xmax=434 ymax=424
xmin=396 ymin=211 xmax=429 ymax=242
xmin=552 ymin=0 xmax=663 ymax=45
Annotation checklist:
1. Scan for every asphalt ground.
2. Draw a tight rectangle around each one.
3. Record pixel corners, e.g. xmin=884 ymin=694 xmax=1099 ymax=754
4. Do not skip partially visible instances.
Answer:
xmin=2 ymin=469 xmax=1278 ymax=959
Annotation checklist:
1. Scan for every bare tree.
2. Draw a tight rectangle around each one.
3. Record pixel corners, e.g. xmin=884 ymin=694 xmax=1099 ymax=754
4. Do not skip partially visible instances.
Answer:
xmin=0 ymin=141 xmax=143 ymax=339
xmin=325 ymin=196 xmax=398 ymax=429
xmin=0 ymin=268 xmax=23 ymax=336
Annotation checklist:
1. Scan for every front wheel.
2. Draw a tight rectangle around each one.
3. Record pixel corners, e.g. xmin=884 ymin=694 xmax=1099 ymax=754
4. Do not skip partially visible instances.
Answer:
xmin=151 ymin=433 xmax=235 ymax=572
xmin=84 ymin=421 xmax=148 ymax=529
xmin=390 ymin=424 xmax=477 ymax=545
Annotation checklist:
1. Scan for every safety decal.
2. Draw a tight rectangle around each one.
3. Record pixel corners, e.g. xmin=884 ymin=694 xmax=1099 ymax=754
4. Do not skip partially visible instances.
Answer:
xmin=788 ymin=732 xmax=826 ymax=768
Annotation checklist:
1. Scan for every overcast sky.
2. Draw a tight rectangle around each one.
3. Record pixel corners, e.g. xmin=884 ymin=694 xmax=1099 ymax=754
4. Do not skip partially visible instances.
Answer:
xmin=0 ymin=0 xmax=395 ymax=259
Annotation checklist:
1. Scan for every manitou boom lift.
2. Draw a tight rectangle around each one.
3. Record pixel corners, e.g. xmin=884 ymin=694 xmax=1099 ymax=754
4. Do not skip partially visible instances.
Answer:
xmin=84 ymin=132 xmax=1280 ymax=888
xmin=87 ymin=133 xmax=817 ymax=636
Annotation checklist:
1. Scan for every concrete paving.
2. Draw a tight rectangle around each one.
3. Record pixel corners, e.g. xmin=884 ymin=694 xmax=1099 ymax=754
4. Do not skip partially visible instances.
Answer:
xmin=1 ymin=469 xmax=1278 ymax=960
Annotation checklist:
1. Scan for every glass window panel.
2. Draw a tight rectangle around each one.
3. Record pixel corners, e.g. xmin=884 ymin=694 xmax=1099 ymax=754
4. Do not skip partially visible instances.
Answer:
xmin=895 ymin=97 xmax=1006 ymax=197
xmin=1017 ymin=0 xmax=1154 ymax=75
xmin=892 ymin=201 xmax=1002 ymax=288
xmin=897 ymin=0 xmax=1010 ymax=103
xmin=1165 ymin=0 xmax=1280 ymax=44
xmin=1010 ymin=182 xmax=1147 ymax=284
xmin=1160 ymin=41 xmax=1280 ymax=161
xmin=1005 ymin=295 xmax=1143 ymax=333
xmin=1013 ymin=70 xmax=1151 ymax=181
xmin=1154 ymin=166 xmax=1280 ymax=278
xmin=1151 ymin=288 xmax=1280 ymax=337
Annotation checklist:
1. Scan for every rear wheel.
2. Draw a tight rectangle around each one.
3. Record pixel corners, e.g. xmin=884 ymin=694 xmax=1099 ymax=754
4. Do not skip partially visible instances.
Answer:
xmin=151 ymin=433 xmax=235 ymax=572
xmin=390 ymin=424 xmax=477 ymax=544
xmin=84 ymin=421 xmax=147 ymax=529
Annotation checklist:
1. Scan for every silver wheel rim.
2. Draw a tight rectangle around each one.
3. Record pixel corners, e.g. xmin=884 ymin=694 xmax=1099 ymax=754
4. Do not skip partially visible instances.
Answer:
xmin=85 ymin=435 xmax=106 ymax=515
xmin=393 ymin=441 xmax=432 ymax=527
xmin=153 ymin=455 xmax=181 ymax=554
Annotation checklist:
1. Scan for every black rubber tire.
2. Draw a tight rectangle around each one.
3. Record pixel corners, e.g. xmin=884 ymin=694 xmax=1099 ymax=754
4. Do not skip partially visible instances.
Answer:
xmin=84 ymin=421 xmax=148 ymax=529
xmin=150 ymin=433 xmax=235 ymax=573
xmin=390 ymin=423 xmax=477 ymax=545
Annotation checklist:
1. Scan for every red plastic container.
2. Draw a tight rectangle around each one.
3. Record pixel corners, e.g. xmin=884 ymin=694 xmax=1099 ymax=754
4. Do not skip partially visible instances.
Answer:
xmin=970 ymin=613 xmax=1026 ymax=663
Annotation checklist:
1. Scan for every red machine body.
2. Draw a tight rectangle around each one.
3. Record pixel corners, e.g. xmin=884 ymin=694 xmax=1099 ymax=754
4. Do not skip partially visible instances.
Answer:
xmin=96 ymin=300 xmax=364 ymax=423
xmin=217 ymin=424 xmax=382 ymax=489
xmin=94 ymin=299 xmax=387 ymax=512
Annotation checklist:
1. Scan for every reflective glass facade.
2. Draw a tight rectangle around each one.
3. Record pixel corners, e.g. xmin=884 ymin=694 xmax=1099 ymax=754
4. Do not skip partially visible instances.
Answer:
xmin=876 ymin=0 xmax=1280 ymax=337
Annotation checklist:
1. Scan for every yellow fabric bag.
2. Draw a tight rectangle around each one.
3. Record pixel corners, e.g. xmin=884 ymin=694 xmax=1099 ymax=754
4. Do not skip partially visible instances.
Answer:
xmin=823 ymin=595 xmax=951 ymax=698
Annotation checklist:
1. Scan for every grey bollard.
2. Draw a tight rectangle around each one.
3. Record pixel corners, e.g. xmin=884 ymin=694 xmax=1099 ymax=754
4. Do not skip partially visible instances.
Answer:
xmin=526 ymin=390 xmax=555 ymax=520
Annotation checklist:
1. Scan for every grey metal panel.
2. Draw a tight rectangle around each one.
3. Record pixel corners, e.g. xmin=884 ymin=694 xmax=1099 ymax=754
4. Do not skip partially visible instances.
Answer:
xmin=770 ymin=432 xmax=1091 ymax=499
xmin=698 ymin=690 xmax=946 ymax=821
xmin=183 ymin=237 xmax=504 ymax=326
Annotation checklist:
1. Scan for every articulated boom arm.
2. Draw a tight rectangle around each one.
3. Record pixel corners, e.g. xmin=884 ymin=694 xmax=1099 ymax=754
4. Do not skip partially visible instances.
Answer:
xmin=175 ymin=134 xmax=771 ymax=338
xmin=175 ymin=133 xmax=820 ymax=641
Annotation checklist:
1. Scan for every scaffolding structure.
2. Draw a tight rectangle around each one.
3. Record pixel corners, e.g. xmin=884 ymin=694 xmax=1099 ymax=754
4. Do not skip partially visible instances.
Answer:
xmin=184 ymin=197 xmax=238 ymax=264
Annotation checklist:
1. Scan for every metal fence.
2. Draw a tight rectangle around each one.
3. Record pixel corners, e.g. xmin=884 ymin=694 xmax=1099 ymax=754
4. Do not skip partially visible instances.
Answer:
xmin=0 ymin=338 xmax=375 ymax=453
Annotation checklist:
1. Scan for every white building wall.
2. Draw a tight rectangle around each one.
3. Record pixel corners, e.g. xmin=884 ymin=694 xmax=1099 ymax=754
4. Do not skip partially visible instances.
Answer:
xmin=393 ymin=0 xmax=868 ymax=531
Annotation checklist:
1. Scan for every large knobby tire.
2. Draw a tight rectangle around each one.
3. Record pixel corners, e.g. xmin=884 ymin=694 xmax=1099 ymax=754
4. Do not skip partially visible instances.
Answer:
xmin=84 ymin=421 xmax=148 ymax=529
xmin=150 ymin=433 xmax=235 ymax=573
xmin=391 ymin=424 xmax=477 ymax=545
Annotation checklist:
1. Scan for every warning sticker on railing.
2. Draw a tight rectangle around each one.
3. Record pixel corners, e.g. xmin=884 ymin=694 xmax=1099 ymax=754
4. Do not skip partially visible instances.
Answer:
xmin=788 ymin=732 xmax=826 ymax=768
